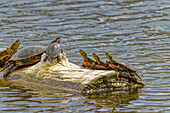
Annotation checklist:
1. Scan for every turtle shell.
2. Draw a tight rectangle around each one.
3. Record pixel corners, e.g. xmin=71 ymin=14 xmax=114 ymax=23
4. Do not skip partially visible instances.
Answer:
xmin=10 ymin=46 xmax=46 ymax=60
xmin=46 ymin=43 xmax=62 ymax=58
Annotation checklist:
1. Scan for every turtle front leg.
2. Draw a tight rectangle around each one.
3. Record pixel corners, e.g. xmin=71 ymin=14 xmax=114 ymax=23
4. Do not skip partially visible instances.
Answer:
xmin=3 ymin=63 xmax=15 ymax=79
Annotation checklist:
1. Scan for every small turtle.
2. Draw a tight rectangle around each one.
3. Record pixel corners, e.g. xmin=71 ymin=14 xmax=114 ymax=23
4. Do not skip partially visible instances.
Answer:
xmin=2 ymin=37 xmax=62 ymax=78
xmin=91 ymin=53 xmax=108 ymax=70
xmin=79 ymin=49 xmax=94 ymax=68
xmin=105 ymin=52 xmax=141 ymax=80
xmin=45 ymin=37 xmax=63 ymax=63
xmin=0 ymin=39 xmax=21 ymax=67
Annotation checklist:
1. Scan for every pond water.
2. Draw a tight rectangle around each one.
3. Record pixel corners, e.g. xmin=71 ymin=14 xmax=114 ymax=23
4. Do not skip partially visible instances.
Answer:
xmin=0 ymin=0 xmax=170 ymax=112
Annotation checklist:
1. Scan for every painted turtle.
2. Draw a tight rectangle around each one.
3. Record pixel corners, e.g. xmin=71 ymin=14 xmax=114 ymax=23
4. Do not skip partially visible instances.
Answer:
xmin=79 ymin=49 xmax=95 ymax=68
xmin=91 ymin=53 xmax=109 ymax=70
xmin=105 ymin=52 xmax=141 ymax=80
xmin=0 ymin=39 xmax=21 ymax=67
xmin=45 ymin=37 xmax=63 ymax=63
xmin=2 ymin=37 xmax=62 ymax=78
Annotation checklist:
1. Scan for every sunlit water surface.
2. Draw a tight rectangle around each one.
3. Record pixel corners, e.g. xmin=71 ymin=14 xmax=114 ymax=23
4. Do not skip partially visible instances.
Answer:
xmin=0 ymin=0 xmax=170 ymax=112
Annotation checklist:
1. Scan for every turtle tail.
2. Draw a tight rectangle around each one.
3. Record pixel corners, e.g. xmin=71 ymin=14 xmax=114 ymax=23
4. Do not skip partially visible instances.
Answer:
xmin=3 ymin=63 xmax=15 ymax=79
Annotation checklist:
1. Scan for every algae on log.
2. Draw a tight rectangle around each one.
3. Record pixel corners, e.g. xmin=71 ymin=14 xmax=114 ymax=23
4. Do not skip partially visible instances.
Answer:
xmin=6 ymin=54 xmax=144 ymax=93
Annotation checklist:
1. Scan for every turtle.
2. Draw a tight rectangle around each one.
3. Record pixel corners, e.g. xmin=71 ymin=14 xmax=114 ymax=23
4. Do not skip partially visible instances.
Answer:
xmin=79 ymin=49 xmax=95 ymax=68
xmin=0 ymin=39 xmax=21 ymax=67
xmin=45 ymin=37 xmax=63 ymax=63
xmin=2 ymin=37 xmax=62 ymax=78
xmin=105 ymin=52 xmax=141 ymax=80
xmin=91 ymin=53 xmax=109 ymax=70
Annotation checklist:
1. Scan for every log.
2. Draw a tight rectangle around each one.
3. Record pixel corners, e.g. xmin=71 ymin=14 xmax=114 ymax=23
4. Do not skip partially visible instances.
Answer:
xmin=1 ymin=53 xmax=144 ymax=94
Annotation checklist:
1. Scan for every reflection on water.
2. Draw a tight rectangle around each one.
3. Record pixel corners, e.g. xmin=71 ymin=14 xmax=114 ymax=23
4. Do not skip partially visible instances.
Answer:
xmin=0 ymin=79 xmax=139 ymax=112
xmin=0 ymin=0 xmax=170 ymax=112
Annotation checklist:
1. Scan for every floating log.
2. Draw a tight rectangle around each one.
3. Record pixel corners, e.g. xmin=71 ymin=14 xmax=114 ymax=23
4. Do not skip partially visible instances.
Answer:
xmin=1 ymin=53 xmax=144 ymax=94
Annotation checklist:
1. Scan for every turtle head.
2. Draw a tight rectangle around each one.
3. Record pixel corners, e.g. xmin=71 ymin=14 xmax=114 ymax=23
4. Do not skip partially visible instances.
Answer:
xmin=50 ymin=37 xmax=61 ymax=44
xmin=106 ymin=60 xmax=109 ymax=65
xmin=92 ymin=53 xmax=101 ymax=64
xmin=79 ymin=49 xmax=88 ymax=59
xmin=105 ymin=52 xmax=113 ymax=63
xmin=10 ymin=39 xmax=21 ymax=53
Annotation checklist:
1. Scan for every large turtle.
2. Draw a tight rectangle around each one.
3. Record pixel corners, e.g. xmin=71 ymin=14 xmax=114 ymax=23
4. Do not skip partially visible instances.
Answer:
xmin=2 ymin=37 xmax=62 ymax=78
xmin=0 ymin=39 xmax=21 ymax=67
